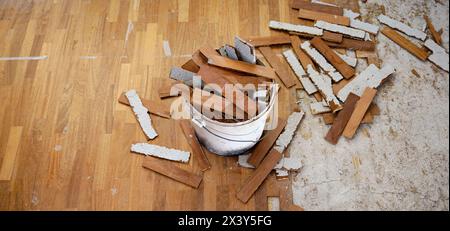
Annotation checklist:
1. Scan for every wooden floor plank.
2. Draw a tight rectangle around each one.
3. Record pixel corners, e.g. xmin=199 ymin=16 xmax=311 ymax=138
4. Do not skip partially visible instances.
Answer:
xmin=381 ymin=26 xmax=429 ymax=61
xmin=0 ymin=126 xmax=23 ymax=181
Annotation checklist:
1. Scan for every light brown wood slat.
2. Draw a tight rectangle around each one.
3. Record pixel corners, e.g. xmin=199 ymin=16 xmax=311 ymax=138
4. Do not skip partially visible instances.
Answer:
xmin=361 ymin=110 xmax=374 ymax=124
xmin=159 ymin=81 xmax=183 ymax=99
xmin=246 ymin=35 xmax=292 ymax=47
xmin=142 ymin=157 xmax=203 ymax=189
xmin=181 ymin=59 xmax=200 ymax=73
xmin=356 ymin=50 xmax=381 ymax=67
xmin=343 ymin=88 xmax=378 ymax=139
xmin=199 ymin=47 xmax=277 ymax=79
xmin=258 ymin=46 xmax=297 ymax=88
xmin=236 ymin=149 xmax=283 ymax=203
xmin=196 ymin=66 xmax=260 ymax=116
xmin=247 ymin=118 xmax=287 ymax=167
xmin=197 ymin=64 xmax=234 ymax=90
xmin=424 ymin=15 xmax=442 ymax=45
xmin=322 ymin=112 xmax=335 ymax=125
xmin=178 ymin=119 xmax=211 ymax=171
xmin=290 ymin=35 xmax=315 ymax=70
xmin=118 ymin=93 xmax=171 ymax=119
xmin=322 ymin=31 xmax=343 ymax=43
xmin=310 ymin=37 xmax=355 ymax=79
xmin=191 ymin=88 xmax=243 ymax=119
xmin=192 ymin=50 xmax=209 ymax=67
xmin=0 ymin=126 xmax=23 ymax=181
xmin=325 ymin=93 xmax=360 ymax=144
xmin=291 ymin=0 xmax=344 ymax=15
xmin=326 ymin=38 xmax=376 ymax=51
xmin=380 ymin=27 xmax=429 ymax=61
xmin=298 ymin=9 xmax=350 ymax=26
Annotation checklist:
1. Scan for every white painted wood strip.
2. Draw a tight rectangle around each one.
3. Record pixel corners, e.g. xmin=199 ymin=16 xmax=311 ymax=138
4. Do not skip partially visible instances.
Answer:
xmin=169 ymin=67 xmax=195 ymax=86
xmin=234 ymin=36 xmax=256 ymax=64
xmin=344 ymin=9 xmax=360 ymax=19
xmin=300 ymin=41 xmax=343 ymax=82
xmin=125 ymin=89 xmax=158 ymax=139
xmin=273 ymin=111 xmax=304 ymax=154
xmin=306 ymin=65 xmax=342 ymax=109
xmin=337 ymin=64 xmax=395 ymax=101
xmin=350 ymin=19 xmax=379 ymax=34
xmin=315 ymin=20 xmax=366 ymax=39
xmin=334 ymin=51 xmax=357 ymax=67
xmin=282 ymin=49 xmax=318 ymax=94
xmin=131 ymin=143 xmax=190 ymax=163
xmin=269 ymin=20 xmax=323 ymax=36
xmin=377 ymin=14 xmax=427 ymax=41
xmin=424 ymin=39 xmax=449 ymax=72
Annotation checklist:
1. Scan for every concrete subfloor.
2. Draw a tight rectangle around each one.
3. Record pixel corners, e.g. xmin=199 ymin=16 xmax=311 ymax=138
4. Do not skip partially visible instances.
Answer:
xmin=290 ymin=0 xmax=449 ymax=210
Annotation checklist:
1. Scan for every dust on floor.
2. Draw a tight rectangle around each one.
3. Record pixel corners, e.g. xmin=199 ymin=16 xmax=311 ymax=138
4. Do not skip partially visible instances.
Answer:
xmin=290 ymin=0 xmax=449 ymax=210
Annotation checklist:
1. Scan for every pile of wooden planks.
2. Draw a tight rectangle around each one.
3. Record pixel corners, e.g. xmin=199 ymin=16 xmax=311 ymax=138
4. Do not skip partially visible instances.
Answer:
xmin=263 ymin=0 xmax=394 ymax=144
xmin=112 ymin=0 xmax=447 ymax=211
xmin=117 ymin=35 xmax=306 ymax=210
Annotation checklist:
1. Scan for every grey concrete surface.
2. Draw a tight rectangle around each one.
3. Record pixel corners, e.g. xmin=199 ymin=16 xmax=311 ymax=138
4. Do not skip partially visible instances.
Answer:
xmin=290 ymin=0 xmax=449 ymax=210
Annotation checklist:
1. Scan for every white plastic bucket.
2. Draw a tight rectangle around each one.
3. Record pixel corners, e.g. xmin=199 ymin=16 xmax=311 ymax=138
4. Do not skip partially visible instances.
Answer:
xmin=185 ymin=84 xmax=278 ymax=156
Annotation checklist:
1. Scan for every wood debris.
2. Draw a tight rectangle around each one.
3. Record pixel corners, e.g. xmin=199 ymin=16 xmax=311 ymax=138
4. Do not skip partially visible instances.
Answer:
xmin=282 ymin=49 xmax=318 ymax=94
xmin=200 ymin=47 xmax=277 ymax=79
xmin=343 ymin=9 xmax=360 ymax=19
xmin=291 ymin=0 xmax=344 ymax=15
xmin=142 ymin=157 xmax=202 ymax=188
xmin=424 ymin=39 xmax=449 ymax=72
xmin=234 ymin=36 xmax=257 ymax=64
xmin=298 ymin=9 xmax=350 ymax=26
xmin=259 ymin=46 xmax=297 ymax=88
xmin=378 ymin=14 xmax=427 ymax=41
xmin=274 ymin=157 xmax=303 ymax=177
xmin=343 ymin=88 xmax=377 ymax=139
xmin=424 ymin=15 xmax=442 ymax=45
xmin=310 ymin=101 xmax=331 ymax=115
xmin=380 ymin=27 xmax=429 ymax=61
xmin=337 ymin=64 xmax=395 ymax=102
xmin=179 ymin=120 xmax=211 ymax=171
xmin=247 ymin=118 xmax=287 ymax=167
xmin=315 ymin=20 xmax=366 ymax=39
xmin=325 ymin=93 xmax=360 ymax=144
xmin=335 ymin=51 xmax=358 ymax=67
xmin=126 ymin=89 xmax=158 ymax=139
xmin=310 ymin=37 xmax=356 ymax=79
xmin=306 ymin=65 xmax=342 ymax=113
xmin=273 ymin=111 xmax=304 ymax=153
xmin=236 ymin=149 xmax=283 ymax=203
xmin=269 ymin=20 xmax=323 ymax=36
xmin=246 ymin=35 xmax=291 ymax=47
xmin=349 ymin=18 xmax=379 ymax=34
xmin=113 ymin=1 xmax=446 ymax=211
xmin=301 ymin=40 xmax=344 ymax=82
xmin=118 ymin=93 xmax=171 ymax=119
xmin=131 ymin=143 xmax=190 ymax=163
